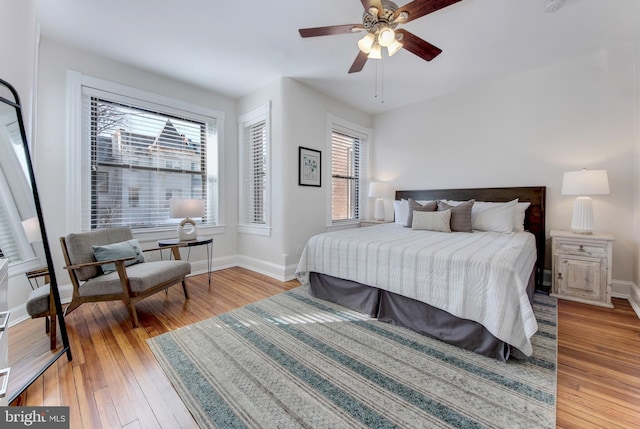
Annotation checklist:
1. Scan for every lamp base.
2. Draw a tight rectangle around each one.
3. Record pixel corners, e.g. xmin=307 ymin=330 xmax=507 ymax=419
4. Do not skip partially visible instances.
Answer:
xmin=374 ymin=198 xmax=385 ymax=221
xmin=571 ymin=196 xmax=594 ymax=234
xmin=177 ymin=218 xmax=198 ymax=241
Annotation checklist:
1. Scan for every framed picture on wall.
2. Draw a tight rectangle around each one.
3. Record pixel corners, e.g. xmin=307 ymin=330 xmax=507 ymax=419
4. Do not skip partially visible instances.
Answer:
xmin=298 ymin=146 xmax=321 ymax=187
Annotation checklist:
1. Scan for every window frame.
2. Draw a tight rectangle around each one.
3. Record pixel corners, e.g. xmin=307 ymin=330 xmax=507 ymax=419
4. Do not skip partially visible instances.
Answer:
xmin=66 ymin=71 xmax=226 ymax=238
xmin=237 ymin=102 xmax=271 ymax=236
xmin=327 ymin=114 xmax=371 ymax=228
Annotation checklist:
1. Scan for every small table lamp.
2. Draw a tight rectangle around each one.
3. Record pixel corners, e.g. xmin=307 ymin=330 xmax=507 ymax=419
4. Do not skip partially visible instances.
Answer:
xmin=561 ymin=169 xmax=609 ymax=234
xmin=368 ymin=182 xmax=388 ymax=221
xmin=170 ymin=198 xmax=205 ymax=241
xmin=21 ymin=217 xmax=42 ymax=243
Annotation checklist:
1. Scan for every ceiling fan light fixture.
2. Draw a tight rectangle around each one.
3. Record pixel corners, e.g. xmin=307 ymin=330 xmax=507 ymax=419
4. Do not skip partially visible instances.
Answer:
xmin=358 ymin=32 xmax=376 ymax=53
xmin=378 ymin=26 xmax=396 ymax=47
xmin=368 ymin=42 xmax=382 ymax=59
xmin=387 ymin=38 xmax=403 ymax=56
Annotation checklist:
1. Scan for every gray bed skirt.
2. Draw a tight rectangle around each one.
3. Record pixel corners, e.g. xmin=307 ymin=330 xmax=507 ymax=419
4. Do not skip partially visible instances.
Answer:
xmin=308 ymin=271 xmax=536 ymax=361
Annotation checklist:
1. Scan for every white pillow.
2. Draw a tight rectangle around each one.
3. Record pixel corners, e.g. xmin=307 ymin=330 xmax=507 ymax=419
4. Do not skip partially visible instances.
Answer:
xmin=446 ymin=199 xmax=531 ymax=232
xmin=512 ymin=202 xmax=530 ymax=232
xmin=412 ymin=210 xmax=451 ymax=233
xmin=393 ymin=199 xmax=409 ymax=226
xmin=472 ymin=199 xmax=518 ymax=233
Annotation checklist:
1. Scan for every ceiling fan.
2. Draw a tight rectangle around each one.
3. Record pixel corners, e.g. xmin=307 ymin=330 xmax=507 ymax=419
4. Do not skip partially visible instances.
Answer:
xmin=298 ymin=0 xmax=462 ymax=73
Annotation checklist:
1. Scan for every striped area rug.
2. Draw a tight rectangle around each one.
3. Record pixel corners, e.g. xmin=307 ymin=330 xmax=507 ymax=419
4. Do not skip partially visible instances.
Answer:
xmin=148 ymin=287 xmax=557 ymax=429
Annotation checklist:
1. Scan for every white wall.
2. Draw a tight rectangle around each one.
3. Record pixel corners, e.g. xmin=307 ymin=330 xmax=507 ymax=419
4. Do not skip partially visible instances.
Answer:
xmin=35 ymin=39 xmax=240 ymax=293
xmin=632 ymin=38 xmax=640 ymax=314
xmin=237 ymin=77 xmax=373 ymax=279
xmin=0 ymin=0 xmax=36 ymax=139
xmin=373 ymin=51 xmax=636 ymax=285
xmin=1 ymin=0 xmax=40 ymax=313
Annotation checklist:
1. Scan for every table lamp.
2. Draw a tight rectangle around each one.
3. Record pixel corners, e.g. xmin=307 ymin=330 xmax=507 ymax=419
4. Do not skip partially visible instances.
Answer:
xmin=170 ymin=198 xmax=205 ymax=241
xmin=21 ymin=217 xmax=42 ymax=243
xmin=368 ymin=182 xmax=387 ymax=221
xmin=561 ymin=169 xmax=609 ymax=234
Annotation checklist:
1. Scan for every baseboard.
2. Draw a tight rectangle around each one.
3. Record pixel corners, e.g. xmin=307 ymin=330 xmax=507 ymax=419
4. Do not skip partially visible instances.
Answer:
xmin=236 ymin=255 xmax=289 ymax=282
xmin=627 ymin=282 xmax=640 ymax=319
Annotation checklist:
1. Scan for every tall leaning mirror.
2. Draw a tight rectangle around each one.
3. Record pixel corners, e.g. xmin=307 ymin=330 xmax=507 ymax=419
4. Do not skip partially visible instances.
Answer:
xmin=0 ymin=78 xmax=71 ymax=405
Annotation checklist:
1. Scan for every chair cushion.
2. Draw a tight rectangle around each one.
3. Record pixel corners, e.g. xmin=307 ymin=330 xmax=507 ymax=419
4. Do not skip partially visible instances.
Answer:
xmin=79 ymin=260 xmax=191 ymax=297
xmin=65 ymin=227 xmax=134 ymax=281
xmin=26 ymin=284 xmax=51 ymax=316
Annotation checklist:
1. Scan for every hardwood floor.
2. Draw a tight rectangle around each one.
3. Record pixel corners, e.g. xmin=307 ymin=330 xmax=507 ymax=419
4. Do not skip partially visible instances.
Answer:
xmin=9 ymin=267 xmax=640 ymax=428
xmin=556 ymin=297 xmax=640 ymax=429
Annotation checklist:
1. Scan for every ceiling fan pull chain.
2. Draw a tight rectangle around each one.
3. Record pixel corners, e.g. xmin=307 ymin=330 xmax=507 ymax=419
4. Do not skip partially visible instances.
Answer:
xmin=381 ymin=59 xmax=385 ymax=104
xmin=374 ymin=60 xmax=379 ymax=99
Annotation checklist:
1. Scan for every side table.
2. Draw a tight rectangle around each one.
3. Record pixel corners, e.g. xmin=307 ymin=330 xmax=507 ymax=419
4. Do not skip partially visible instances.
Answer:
xmin=550 ymin=229 xmax=614 ymax=308
xmin=158 ymin=237 xmax=213 ymax=286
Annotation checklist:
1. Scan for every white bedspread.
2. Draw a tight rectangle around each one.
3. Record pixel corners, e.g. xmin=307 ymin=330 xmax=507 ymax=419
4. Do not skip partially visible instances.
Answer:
xmin=295 ymin=223 xmax=538 ymax=356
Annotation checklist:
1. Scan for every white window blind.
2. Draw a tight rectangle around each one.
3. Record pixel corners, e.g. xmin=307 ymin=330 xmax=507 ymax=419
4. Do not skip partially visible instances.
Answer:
xmin=0 ymin=200 xmax=20 ymax=263
xmin=331 ymin=129 xmax=361 ymax=222
xmin=81 ymin=92 xmax=217 ymax=230
xmin=238 ymin=103 xmax=270 ymax=232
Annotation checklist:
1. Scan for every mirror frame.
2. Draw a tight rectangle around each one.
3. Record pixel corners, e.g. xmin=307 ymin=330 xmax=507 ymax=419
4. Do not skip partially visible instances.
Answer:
xmin=0 ymin=78 xmax=72 ymax=403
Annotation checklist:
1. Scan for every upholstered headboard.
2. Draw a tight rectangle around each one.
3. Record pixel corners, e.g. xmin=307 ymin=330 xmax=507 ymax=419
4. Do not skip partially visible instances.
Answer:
xmin=395 ymin=187 xmax=547 ymax=292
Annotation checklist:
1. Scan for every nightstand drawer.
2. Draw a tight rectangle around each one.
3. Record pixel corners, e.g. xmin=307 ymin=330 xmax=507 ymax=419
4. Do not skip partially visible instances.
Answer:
xmin=555 ymin=240 xmax=608 ymax=256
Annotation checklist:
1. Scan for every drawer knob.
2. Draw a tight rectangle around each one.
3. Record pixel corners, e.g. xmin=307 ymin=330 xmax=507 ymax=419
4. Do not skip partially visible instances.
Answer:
xmin=578 ymin=245 xmax=585 ymax=252
xmin=557 ymin=272 xmax=563 ymax=280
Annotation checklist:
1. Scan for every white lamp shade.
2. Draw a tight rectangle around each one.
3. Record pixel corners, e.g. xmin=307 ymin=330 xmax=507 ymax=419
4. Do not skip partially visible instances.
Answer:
xmin=21 ymin=217 xmax=41 ymax=243
xmin=368 ymin=182 xmax=387 ymax=198
xmin=387 ymin=38 xmax=403 ymax=56
xmin=170 ymin=198 xmax=205 ymax=219
xmin=561 ymin=169 xmax=609 ymax=234
xmin=561 ymin=169 xmax=610 ymax=196
xmin=368 ymin=43 xmax=382 ymax=59
xmin=378 ymin=27 xmax=395 ymax=47
xmin=358 ymin=33 xmax=375 ymax=54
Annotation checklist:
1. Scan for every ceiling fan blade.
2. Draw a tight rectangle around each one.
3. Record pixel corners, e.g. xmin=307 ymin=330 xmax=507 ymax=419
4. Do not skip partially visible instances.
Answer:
xmin=348 ymin=51 xmax=369 ymax=73
xmin=299 ymin=24 xmax=363 ymax=38
xmin=396 ymin=29 xmax=442 ymax=61
xmin=394 ymin=0 xmax=462 ymax=23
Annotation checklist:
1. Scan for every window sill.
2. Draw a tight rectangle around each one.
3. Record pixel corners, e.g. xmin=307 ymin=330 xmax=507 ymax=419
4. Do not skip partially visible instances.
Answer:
xmin=326 ymin=221 xmax=360 ymax=232
xmin=133 ymin=224 xmax=226 ymax=244
xmin=238 ymin=224 xmax=272 ymax=237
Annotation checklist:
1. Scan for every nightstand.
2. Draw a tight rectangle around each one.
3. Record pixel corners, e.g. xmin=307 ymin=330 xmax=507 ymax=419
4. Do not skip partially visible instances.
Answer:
xmin=360 ymin=220 xmax=391 ymax=227
xmin=550 ymin=229 xmax=615 ymax=308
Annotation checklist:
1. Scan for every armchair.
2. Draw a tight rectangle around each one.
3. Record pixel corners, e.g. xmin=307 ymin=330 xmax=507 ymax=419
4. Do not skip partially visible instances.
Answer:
xmin=60 ymin=227 xmax=191 ymax=327
xmin=25 ymin=267 xmax=57 ymax=350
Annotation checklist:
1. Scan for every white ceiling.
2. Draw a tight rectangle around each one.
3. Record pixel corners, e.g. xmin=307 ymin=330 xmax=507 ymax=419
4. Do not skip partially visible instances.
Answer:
xmin=34 ymin=0 xmax=640 ymax=114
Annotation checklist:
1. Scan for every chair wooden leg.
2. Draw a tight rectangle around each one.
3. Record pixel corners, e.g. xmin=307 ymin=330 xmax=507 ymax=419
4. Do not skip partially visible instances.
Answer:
xmin=182 ymin=279 xmax=189 ymax=299
xmin=126 ymin=301 xmax=139 ymax=328
xmin=64 ymin=300 xmax=82 ymax=316
xmin=49 ymin=315 xmax=57 ymax=350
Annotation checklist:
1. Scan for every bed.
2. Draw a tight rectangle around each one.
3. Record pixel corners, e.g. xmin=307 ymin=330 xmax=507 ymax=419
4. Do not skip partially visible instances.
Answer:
xmin=295 ymin=187 xmax=546 ymax=361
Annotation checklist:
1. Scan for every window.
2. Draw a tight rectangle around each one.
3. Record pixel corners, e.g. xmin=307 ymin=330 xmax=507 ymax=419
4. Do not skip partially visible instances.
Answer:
xmin=238 ymin=103 xmax=270 ymax=235
xmin=331 ymin=125 xmax=367 ymax=223
xmin=0 ymin=119 xmax=36 ymax=267
xmin=68 ymin=73 xmax=223 ymax=232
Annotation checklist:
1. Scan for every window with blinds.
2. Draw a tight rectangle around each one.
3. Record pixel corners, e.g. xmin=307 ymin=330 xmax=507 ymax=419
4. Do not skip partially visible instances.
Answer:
xmin=238 ymin=104 xmax=270 ymax=232
xmin=83 ymin=95 xmax=216 ymax=230
xmin=331 ymin=129 xmax=361 ymax=223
